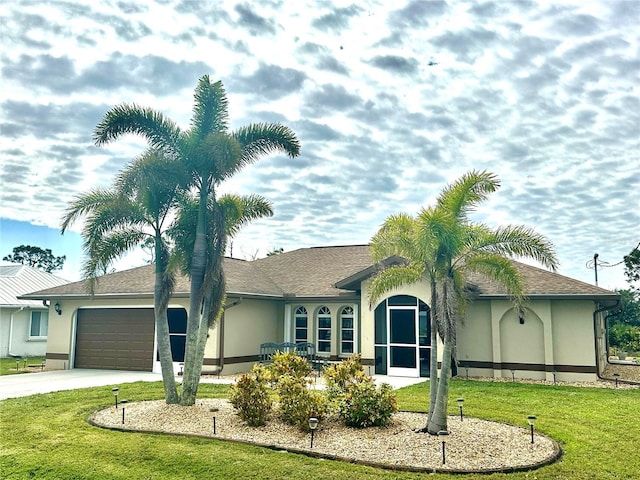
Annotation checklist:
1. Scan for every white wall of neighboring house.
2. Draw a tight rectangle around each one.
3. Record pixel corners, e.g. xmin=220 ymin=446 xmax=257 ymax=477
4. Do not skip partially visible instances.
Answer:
xmin=0 ymin=307 xmax=50 ymax=357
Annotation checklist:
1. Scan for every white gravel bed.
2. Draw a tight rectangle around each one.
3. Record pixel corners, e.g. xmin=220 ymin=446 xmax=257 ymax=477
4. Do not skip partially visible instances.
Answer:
xmin=90 ymin=399 xmax=559 ymax=473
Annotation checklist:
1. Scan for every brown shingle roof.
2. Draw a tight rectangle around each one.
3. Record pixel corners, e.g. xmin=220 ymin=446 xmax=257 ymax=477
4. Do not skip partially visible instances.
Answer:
xmin=21 ymin=245 xmax=617 ymax=300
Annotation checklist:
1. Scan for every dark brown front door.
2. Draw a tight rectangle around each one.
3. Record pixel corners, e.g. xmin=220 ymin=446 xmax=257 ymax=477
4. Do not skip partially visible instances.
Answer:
xmin=75 ymin=308 xmax=154 ymax=371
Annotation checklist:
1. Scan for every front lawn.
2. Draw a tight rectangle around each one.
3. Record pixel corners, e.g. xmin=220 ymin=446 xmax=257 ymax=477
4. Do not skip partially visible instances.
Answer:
xmin=0 ymin=380 xmax=638 ymax=479
xmin=0 ymin=356 xmax=45 ymax=375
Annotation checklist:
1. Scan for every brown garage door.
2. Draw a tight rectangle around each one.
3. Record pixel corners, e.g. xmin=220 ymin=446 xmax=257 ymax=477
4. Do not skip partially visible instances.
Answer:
xmin=75 ymin=308 xmax=155 ymax=371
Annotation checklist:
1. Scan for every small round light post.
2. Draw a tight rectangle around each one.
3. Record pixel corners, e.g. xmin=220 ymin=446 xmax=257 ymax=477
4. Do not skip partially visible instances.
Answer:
xmin=308 ymin=417 xmax=319 ymax=448
xmin=613 ymin=373 xmax=620 ymax=388
xmin=465 ymin=366 xmax=469 ymax=380
xmin=438 ymin=430 xmax=449 ymax=464
xmin=527 ymin=415 xmax=537 ymax=444
xmin=112 ymin=387 xmax=119 ymax=408
xmin=120 ymin=400 xmax=128 ymax=424
xmin=456 ymin=398 xmax=464 ymax=421
xmin=511 ymin=369 xmax=516 ymax=382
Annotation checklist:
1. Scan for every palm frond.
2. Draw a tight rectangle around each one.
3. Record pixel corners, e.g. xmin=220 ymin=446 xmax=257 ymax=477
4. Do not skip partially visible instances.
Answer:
xmin=368 ymin=264 xmax=424 ymax=307
xmin=190 ymin=76 xmax=229 ymax=137
xmin=233 ymin=123 xmax=301 ymax=168
xmin=467 ymin=225 xmax=559 ymax=271
xmin=370 ymin=213 xmax=416 ymax=262
xmin=93 ymin=103 xmax=182 ymax=157
xmin=463 ymin=253 xmax=525 ymax=308
xmin=61 ymin=189 xmax=120 ymax=233
xmin=219 ymin=193 xmax=274 ymax=237
xmin=437 ymin=170 xmax=499 ymax=221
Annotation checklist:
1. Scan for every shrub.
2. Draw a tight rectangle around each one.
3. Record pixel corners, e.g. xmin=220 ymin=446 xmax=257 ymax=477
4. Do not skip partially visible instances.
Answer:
xmin=339 ymin=380 xmax=397 ymax=428
xmin=324 ymin=354 xmax=368 ymax=402
xmin=229 ymin=364 xmax=272 ymax=426
xmin=275 ymin=374 xmax=327 ymax=431
xmin=268 ymin=351 xmax=312 ymax=381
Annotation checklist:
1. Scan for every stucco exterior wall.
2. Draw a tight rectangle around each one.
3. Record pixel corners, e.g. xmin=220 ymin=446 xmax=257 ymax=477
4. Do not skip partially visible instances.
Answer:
xmin=0 ymin=307 xmax=49 ymax=357
xmin=456 ymin=301 xmax=492 ymax=377
xmin=215 ymin=298 xmax=281 ymax=375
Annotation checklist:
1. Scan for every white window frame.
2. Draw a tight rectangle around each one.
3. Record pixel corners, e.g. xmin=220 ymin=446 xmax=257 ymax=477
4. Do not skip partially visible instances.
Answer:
xmin=339 ymin=306 xmax=355 ymax=355
xmin=294 ymin=306 xmax=308 ymax=342
xmin=317 ymin=306 xmax=331 ymax=353
xmin=29 ymin=310 xmax=49 ymax=340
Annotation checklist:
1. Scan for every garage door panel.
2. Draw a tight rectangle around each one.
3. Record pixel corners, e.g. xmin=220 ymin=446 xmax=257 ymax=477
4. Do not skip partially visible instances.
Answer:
xmin=75 ymin=308 xmax=154 ymax=371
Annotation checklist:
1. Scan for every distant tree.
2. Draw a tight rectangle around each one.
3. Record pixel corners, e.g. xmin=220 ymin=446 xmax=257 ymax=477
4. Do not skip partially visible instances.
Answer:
xmin=623 ymin=243 xmax=640 ymax=291
xmin=266 ymin=247 xmax=284 ymax=256
xmin=3 ymin=245 xmax=66 ymax=273
xmin=612 ymin=290 xmax=640 ymax=328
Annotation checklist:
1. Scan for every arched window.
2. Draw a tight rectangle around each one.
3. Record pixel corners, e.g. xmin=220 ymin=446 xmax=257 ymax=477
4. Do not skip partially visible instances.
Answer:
xmin=294 ymin=306 xmax=308 ymax=341
xmin=317 ymin=306 xmax=331 ymax=353
xmin=340 ymin=306 xmax=354 ymax=354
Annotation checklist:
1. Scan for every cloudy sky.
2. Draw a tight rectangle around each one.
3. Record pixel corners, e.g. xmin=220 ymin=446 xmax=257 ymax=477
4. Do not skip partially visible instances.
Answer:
xmin=1 ymin=0 xmax=638 ymax=289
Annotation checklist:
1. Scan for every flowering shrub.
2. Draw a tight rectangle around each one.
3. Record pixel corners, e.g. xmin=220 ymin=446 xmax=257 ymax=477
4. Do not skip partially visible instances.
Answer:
xmin=276 ymin=374 xmax=327 ymax=431
xmin=229 ymin=364 xmax=272 ymax=426
xmin=339 ymin=380 xmax=397 ymax=428
xmin=268 ymin=351 xmax=312 ymax=380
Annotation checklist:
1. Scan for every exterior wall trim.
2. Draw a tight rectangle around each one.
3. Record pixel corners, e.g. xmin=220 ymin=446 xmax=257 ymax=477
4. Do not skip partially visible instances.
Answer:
xmin=458 ymin=360 xmax=596 ymax=374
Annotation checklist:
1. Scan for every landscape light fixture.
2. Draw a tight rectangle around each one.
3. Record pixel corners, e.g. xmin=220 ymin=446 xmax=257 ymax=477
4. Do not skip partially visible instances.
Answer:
xmin=308 ymin=417 xmax=319 ymax=448
xmin=527 ymin=415 xmax=537 ymax=444
xmin=438 ymin=430 xmax=449 ymax=464
xmin=54 ymin=302 xmax=62 ymax=315
xmin=511 ymin=369 xmax=516 ymax=382
xmin=613 ymin=373 xmax=620 ymax=388
xmin=120 ymin=400 xmax=128 ymax=424
xmin=457 ymin=398 xmax=464 ymax=421
xmin=465 ymin=366 xmax=469 ymax=380
xmin=112 ymin=387 xmax=119 ymax=408
xmin=212 ymin=416 xmax=216 ymax=435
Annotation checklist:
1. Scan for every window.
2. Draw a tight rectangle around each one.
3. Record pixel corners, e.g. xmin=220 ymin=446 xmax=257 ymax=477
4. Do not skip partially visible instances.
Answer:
xmin=294 ymin=306 xmax=308 ymax=341
xmin=30 ymin=311 xmax=49 ymax=339
xmin=317 ymin=306 xmax=331 ymax=353
xmin=340 ymin=306 xmax=355 ymax=354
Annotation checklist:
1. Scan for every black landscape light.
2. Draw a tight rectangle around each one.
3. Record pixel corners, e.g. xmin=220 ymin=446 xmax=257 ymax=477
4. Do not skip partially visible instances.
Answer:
xmin=438 ymin=430 xmax=449 ymax=464
xmin=457 ymin=398 xmax=464 ymax=421
xmin=613 ymin=373 xmax=620 ymax=388
xmin=527 ymin=415 xmax=537 ymax=444
xmin=112 ymin=387 xmax=119 ymax=408
xmin=120 ymin=400 xmax=128 ymax=424
xmin=465 ymin=366 xmax=469 ymax=380
xmin=308 ymin=417 xmax=319 ymax=448
xmin=510 ymin=369 xmax=516 ymax=382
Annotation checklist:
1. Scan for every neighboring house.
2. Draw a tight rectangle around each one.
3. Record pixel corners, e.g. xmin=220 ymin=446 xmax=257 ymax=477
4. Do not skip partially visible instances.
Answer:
xmin=0 ymin=265 xmax=69 ymax=358
xmin=21 ymin=245 xmax=619 ymax=381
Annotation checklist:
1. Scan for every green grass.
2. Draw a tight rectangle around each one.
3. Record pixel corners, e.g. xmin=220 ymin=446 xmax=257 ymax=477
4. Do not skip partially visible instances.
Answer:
xmin=0 ymin=356 xmax=45 ymax=375
xmin=1 ymin=380 xmax=638 ymax=479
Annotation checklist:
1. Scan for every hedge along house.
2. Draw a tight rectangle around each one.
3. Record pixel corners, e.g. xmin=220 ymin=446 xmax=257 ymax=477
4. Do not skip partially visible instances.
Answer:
xmin=21 ymin=245 xmax=619 ymax=381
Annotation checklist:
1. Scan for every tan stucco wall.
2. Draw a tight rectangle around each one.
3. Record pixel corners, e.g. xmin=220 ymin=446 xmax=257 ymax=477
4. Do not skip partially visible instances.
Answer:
xmin=456 ymin=302 xmax=492 ymax=377
xmin=551 ymin=300 xmax=597 ymax=370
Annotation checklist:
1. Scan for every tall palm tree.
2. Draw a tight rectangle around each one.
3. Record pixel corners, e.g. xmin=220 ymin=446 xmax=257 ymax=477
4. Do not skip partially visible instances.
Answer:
xmin=171 ymin=192 xmax=274 ymax=394
xmin=94 ymin=76 xmax=300 ymax=405
xmin=369 ymin=171 xmax=558 ymax=434
xmin=61 ymin=149 xmax=185 ymax=403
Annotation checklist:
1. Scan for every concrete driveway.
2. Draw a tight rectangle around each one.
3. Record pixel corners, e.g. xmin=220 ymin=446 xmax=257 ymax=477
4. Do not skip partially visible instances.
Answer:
xmin=0 ymin=369 xmax=163 ymax=400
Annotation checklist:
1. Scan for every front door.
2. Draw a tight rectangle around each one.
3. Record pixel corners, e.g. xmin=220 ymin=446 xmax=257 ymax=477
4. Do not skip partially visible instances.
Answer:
xmin=387 ymin=306 xmax=419 ymax=377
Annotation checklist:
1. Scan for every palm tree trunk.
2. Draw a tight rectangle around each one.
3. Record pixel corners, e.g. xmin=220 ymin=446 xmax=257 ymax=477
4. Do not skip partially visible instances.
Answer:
xmin=154 ymin=272 xmax=179 ymax=404
xmin=181 ymin=185 xmax=209 ymax=405
xmin=428 ymin=278 xmax=438 ymax=422
xmin=427 ymin=334 xmax=452 ymax=434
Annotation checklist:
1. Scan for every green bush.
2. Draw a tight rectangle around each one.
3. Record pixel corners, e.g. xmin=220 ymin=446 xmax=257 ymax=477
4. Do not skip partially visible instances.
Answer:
xmin=229 ymin=364 xmax=273 ymax=426
xmin=275 ymin=374 xmax=327 ymax=431
xmin=324 ymin=354 xmax=368 ymax=402
xmin=268 ymin=351 xmax=312 ymax=380
xmin=610 ymin=324 xmax=640 ymax=354
xmin=339 ymin=379 xmax=397 ymax=428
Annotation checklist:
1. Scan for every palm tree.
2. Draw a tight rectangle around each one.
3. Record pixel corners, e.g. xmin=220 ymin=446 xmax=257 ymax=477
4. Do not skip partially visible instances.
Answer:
xmin=61 ymin=149 xmax=186 ymax=404
xmin=369 ymin=171 xmax=558 ymax=434
xmin=94 ymin=76 xmax=300 ymax=405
